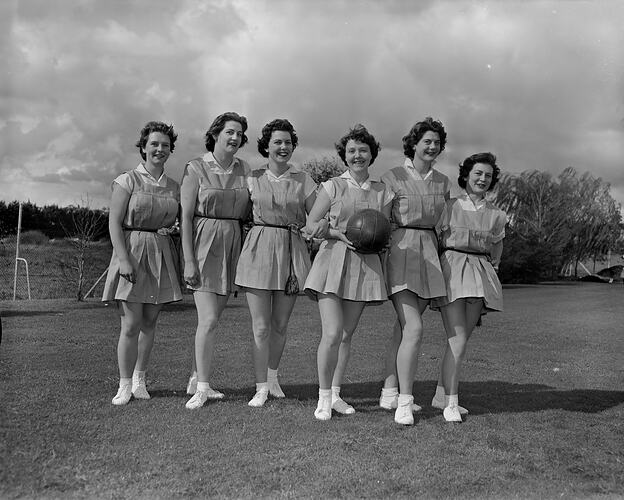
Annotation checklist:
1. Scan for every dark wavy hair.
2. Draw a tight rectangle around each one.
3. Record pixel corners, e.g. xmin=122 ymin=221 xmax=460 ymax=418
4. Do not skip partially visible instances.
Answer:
xmin=204 ymin=112 xmax=248 ymax=152
xmin=335 ymin=124 xmax=381 ymax=166
xmin=257 ymin=118 xmax=298 ymax=158
xmin=458 ymin=152 xmax=500 ymax=191
xmin=135 ymin=121 xmax=177 ymax=161
xmin=402 ymin=117 xmax=447 ymax=159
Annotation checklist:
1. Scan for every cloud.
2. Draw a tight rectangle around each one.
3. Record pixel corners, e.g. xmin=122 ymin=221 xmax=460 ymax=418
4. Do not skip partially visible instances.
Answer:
xmin=1 ymin=0 xmax=623 ymax=212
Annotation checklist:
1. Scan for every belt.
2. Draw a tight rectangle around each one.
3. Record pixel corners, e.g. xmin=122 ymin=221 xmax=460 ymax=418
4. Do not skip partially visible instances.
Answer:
xmin=123 ymin=227 xmax=159 ymax=233
xmin=194 ymin=214 xmax=242 ymax=221
xmin=397 ymin=225 xmax=435 ymax=231
xmin=442 ymin=247 xmax=490 ymax=260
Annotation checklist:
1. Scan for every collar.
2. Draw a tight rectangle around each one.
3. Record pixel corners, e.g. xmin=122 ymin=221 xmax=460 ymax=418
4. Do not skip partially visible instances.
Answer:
xmin=266 ymin=164 xmax=295 ymax=181
xmin=202 ymin=152 xmax=239 ymax=173
xmin=404 ymin=157 xmax=434 ymax=180
xmin=340 ymin=169 xmax=371 ymax=191
xmin=457 ymin=191 xmax=487 ymax=211
xmin=137 ymin=163 xmax=166 ymax=184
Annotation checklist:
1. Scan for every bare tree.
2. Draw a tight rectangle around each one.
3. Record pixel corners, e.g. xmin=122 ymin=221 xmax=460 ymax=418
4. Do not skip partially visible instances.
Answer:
xmin=60 ymin=199 xmax=107 ymax=301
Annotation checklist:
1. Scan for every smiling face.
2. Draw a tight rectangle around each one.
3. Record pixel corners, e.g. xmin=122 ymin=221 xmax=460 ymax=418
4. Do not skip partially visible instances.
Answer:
xmin=345 ymin=139 xmax=372 ymax=175
xmin=213 ymin=120 xmax=244 ymax=155
xmin=267 ymin=130 xmax=294 ymax=166
xmin=142 ymin=132 xmax=171 ymax=167
xmin=465 ymin=162 xmax=494 ymax=196
xmin=413 ymin=130 xmax=441 ymax=163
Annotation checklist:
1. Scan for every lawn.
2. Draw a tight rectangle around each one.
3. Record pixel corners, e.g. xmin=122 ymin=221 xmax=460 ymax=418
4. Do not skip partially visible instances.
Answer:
xmin=1 ymin=282 xmax=623 ymax=499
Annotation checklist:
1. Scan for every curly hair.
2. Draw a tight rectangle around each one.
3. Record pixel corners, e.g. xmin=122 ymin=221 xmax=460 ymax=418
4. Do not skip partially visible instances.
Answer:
xmin=335 ymin=124 xmax=381 ymax=166
xmin=458 ymin=152 xmax=500 ymax=191
xmin=402 ymin=117 xmax=447 ymax=159
xmin=204 ymin=112 xmax=248 ymax=152
xmin=135 ymin=121 xmax=177 ymax=161
xmin=257 ymin=118 xmax=298 ymax=157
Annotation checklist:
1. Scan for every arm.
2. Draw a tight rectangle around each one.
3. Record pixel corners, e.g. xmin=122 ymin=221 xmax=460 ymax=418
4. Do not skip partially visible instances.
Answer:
xmin=490 ymin=240 xmax=503 ymax=271
xmin=109 ymin=184 xmax=135 ymax=283
xmin=303 ymin=191 xmax=328 ymax=238
xmin=180 ymin=166 xmax=200 ymax=287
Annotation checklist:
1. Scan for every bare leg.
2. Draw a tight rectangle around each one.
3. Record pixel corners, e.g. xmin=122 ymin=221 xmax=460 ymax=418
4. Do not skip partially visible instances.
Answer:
xmin=382 ymin=320 xmax=402 ymax=389
xmin=268 ymin=291 xmax=298 ymax=371
xmin=134 ymin=303 xmax=163 ymax=372
xmin=194 ymin=291 xmax=229 ymax=383
xmin=392 ymin=290 xmax=428 ymax=396
xmin=329 ymin=301 xmax=366 ymax=388
xmin=117 ymin=302 xmax=144 ymax=378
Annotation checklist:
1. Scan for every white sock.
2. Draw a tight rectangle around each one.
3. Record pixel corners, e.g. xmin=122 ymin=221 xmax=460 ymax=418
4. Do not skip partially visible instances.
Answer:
xmin=398 ymin=394 xmax=413 ymax=405
xmin=197 ymin=382 xmax=212 ymax=392
xmin=434 ymin=385 xmax=445 ymax=399
xmin=382 ymin=387 xmax=398 ymax=397
xmin=319 ymin=388 xmax=331 ymax=400
xmin=119 ymin=377 xmax=131 ymax=388
xmin=256 ymin=382 xmax=269 ymax=393
xmin=132 ymin=370 xmax=145 ymax=380
xmin=447 ymin=394 xmax=459 ymax=407
xmin=267 ymin=368 xmax=279 ymax=383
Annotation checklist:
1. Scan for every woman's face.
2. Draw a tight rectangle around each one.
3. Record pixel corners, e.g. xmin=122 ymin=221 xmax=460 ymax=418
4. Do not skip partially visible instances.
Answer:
xmin=267 ymin=130 xmax=294 ymax=165
xmin=345 ymin=139 xmax=372 ymax=175
xmin=142 ymin=132 xmax=171 ymax=167
xmin=465 ymin=162 xmax=494 ymax=197
xmin=214 ymin=120 xmax=243 ymax=155
xmin=413 ymin=131 xmax=441 ymax=163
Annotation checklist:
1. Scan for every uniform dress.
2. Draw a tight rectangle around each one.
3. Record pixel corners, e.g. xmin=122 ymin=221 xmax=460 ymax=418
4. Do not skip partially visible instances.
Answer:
xmin=235 ymin=165 xmax=316 ymax=291
xmin=184 ymin=153 xmax=251 ymax=295
xmin=382 ymin=159 xmax=450 ymax=299
xmin=431 ymin=192 xmax=507 ymax=311
xmin=304 ymin=170 xmax=393 ymax=302
xmin=102 ymin=164 xmax=182 ymax=304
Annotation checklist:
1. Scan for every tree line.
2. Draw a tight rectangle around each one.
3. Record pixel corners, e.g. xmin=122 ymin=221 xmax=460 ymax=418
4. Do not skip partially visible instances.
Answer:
xmin=1 ymin=161 xmax=621 ymax=283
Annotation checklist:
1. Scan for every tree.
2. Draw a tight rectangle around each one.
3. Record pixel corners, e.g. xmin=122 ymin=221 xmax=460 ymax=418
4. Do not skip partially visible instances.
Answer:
xmin=60 ymin=201 xmax=108 ymax=301
xmin=302 ymin=156 xmax=345 ymax=184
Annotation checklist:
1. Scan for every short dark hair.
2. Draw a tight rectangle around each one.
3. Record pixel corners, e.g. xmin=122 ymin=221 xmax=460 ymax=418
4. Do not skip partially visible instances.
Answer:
xmin=204 ymin=112 xmax=248 ymax=152
xmin=257 ymin=119 xmax=298 ymax=157
xmin=458 ymin=152 xmax=500 ymax=191
xmin=335 ymin=124 xmax=381 ymax=166
xmin=135 ymin=121 xmax=177 ymax=161
xmin=402 ymin=117 xmax=447 ymax=159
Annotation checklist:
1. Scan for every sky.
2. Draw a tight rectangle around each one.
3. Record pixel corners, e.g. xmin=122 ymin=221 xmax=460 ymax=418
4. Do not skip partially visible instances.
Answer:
xmin=1 ymin=0 xmax=623 ymax=210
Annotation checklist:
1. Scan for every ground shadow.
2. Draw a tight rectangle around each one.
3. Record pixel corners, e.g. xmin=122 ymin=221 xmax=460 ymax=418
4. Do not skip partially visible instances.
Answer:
xmin=148 ymin=380 xmax=624 ymax=416
xmin=0 ymin=309 xmax=64 ymax=318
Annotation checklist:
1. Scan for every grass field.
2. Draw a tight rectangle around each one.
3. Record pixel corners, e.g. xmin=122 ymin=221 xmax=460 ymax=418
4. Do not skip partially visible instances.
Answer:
xmin=1 ymin=282 xmax=623 ymax=499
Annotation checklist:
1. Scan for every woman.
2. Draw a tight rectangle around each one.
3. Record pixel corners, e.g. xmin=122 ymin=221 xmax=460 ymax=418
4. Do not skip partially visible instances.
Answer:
xmin=432 ymin=152 xmax=506 ymax=422
xmin=378 ymin=118 xmax=450 ymax=425
xmin=304 ymin=125 xmax=393 ymax=421
xmin=103 ymin=121 xmax=182 ymax=405
xmin=182 ymin=112 xmax=251 ymax=410
xmin=235 ymin=119 xmax=325 ymax=407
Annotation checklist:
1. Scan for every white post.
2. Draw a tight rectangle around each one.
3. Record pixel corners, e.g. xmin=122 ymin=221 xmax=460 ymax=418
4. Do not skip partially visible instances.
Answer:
xmin=12 ymin=202 xmax=22 ymax=301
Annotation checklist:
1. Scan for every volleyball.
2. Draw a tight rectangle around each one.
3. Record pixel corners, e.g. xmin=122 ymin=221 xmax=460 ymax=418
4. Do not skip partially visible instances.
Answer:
xmin=345 ymin=209 xmax=391 ymax=254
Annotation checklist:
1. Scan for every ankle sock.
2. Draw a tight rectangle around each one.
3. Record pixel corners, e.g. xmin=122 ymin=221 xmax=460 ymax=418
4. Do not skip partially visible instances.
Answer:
xmin=382 ymin=387 xmax=398 ymax=398
xmin=267 ymin=368 xmax=279 ymax=383
xmin=447 ymin=394 xmax=459 ymax=407
xmin=119 ymin=377 xmax=132 ymax=388
xmin=256 ymin=382 xmax=269 ymax=393
xmin=197 ymin=382 xmax=212 ymax=392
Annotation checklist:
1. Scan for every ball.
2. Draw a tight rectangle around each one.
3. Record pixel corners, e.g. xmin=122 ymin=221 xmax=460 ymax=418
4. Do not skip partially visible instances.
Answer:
xmin=345 ymin=208 xmax=391 ymax=254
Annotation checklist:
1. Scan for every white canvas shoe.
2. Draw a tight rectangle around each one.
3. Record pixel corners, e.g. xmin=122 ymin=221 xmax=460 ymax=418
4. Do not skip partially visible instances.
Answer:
xmin=443 ymin=404 xmax=463 ymax=422
xmin=248 ymin=390 xmax=269 ymax=407
xmin=331 ymin=397 xmax=355 ymax=415
xmin=314 ymin=397 xmax=332 ymax=421
xmin=112 ymin=385 xmax=132 ymax=406
xmin=432 ymin=394 xmax=468 ymax=415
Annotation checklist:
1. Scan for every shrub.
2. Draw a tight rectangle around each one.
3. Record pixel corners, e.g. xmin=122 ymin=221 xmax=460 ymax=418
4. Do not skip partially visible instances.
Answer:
xmin=19 ymin=230 xmax=49 ymax=245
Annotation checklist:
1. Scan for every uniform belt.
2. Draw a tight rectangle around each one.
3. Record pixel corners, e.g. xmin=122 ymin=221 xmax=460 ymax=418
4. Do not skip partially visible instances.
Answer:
xmin=442 ymin=247 xmax=490 ymax=259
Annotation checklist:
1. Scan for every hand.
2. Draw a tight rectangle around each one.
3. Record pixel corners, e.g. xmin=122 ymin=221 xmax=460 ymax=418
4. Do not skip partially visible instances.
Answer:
xmin=118 ymin=259 xmax=136 ymax=284
xmin=184 ymin=261 xmax=200 ymax=288
xmin=334 ymin=229 xmax=355 ymax=251
xmin=301 ymin=219 xmax=328 ymax=240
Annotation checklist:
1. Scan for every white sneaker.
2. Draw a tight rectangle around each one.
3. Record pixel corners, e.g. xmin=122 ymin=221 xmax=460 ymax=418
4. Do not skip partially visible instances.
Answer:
xmin=186 ymin=374 xmax=198 ymax=395
xmin=248 ymin=390 xmax=269 ymax=407
xmin=186 ymin=391 xmax=208 ymax=410
xmin=314 ymin=398 xmax=332 ymax=421
xmin=112 ymin=385 xmax=132 ymax=405
xmin=443 ymin=404 xmax=463 ymax=422
xmin=268 ymin=381 xmax=285 ymax=398
xmin=331 ymin=397 xmax=355 ymax=415
xmin=394 ymin=396 xmax=415 ymax=426
xmin=132 ymin=376 xmax=151 ymax=400
xmin=432 ymin=394 xmax=468 ymax=415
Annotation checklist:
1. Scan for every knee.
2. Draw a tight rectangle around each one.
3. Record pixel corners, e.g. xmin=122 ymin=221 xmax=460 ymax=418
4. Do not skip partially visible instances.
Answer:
xmin=320 ymin=329 xmax=342 ymax=348
xmin=197 ymin=316 xmax=219 ymax=336
xmin=402 ymin=324 xmax=424 ymax=346
xmin=120 ymin=323 xmax=140 ymax=339
xmin=252 ymin=322 xmax=271 ymax=342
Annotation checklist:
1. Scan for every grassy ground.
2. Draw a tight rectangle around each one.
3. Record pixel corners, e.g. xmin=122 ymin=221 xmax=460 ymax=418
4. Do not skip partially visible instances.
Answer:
xmin=1 ymin=283 xmax=623 ymax=499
